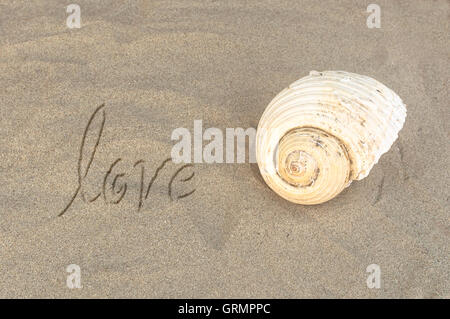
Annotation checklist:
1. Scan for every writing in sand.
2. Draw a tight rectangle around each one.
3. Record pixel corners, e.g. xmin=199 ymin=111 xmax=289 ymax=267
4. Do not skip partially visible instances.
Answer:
xmin=59 ymin=104 xmax=195 ymax=216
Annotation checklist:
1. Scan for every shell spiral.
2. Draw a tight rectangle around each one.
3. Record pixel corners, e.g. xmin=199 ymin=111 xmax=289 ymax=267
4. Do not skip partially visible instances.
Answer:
xmin=256 ymin=71 xmax=407 ymax=205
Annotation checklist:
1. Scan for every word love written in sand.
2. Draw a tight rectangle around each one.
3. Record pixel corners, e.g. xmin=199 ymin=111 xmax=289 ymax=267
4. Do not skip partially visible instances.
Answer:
xmin=59 ymin=104 xmax=195 ymax=216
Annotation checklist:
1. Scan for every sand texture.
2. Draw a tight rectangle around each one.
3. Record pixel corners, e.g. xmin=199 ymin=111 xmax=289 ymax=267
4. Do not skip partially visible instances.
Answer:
xmin=0 ymin=0 xmax=448 ymax=298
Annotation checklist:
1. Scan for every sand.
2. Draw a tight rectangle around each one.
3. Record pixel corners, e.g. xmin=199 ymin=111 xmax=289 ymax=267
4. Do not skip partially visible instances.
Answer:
xmin=0 ymin=0 xmax=448 ymax=298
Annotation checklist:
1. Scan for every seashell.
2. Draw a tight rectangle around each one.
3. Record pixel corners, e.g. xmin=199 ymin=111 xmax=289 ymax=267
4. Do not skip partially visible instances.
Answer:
xmin=256 ymin=71 xmax=406 ymax=205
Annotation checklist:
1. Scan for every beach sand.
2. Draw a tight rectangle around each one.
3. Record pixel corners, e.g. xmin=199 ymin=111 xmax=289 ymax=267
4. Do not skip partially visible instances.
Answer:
xmin=0 ymin=0 xmax=448 ymax=298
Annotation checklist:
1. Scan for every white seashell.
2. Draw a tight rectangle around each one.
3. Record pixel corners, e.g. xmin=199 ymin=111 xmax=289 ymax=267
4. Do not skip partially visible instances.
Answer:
xmin=256 ymin=71 xmax=406 ymax=205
